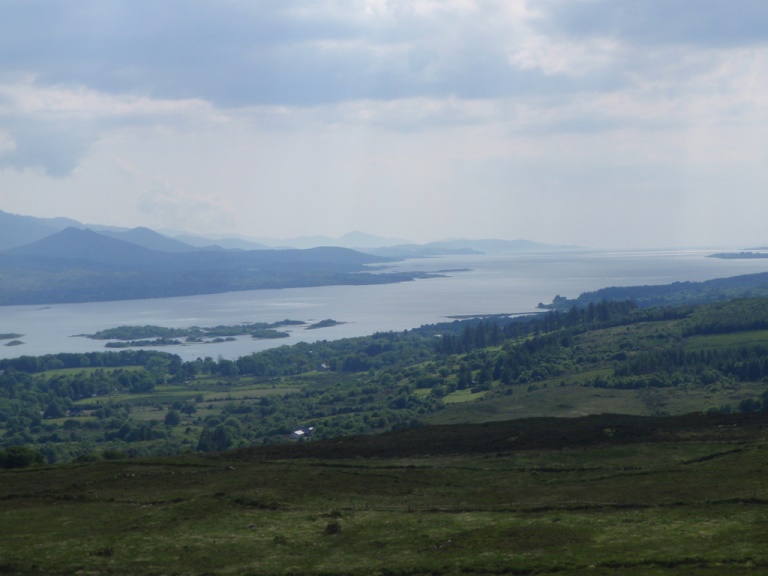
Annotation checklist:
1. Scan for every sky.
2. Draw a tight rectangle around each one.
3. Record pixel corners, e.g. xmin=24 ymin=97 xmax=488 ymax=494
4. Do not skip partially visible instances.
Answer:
xmin=1 ymin=0 xmax=767 ymax=249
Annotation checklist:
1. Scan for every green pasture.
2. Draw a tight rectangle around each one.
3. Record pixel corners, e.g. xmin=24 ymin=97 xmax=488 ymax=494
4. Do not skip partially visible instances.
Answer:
xmin=687 ymin=329 xmax=768 ymax=350
xmin=39 ymin=365 xmax=144 ymax=379
xmin=429 ymin=385 xmax=645 ymax=425
xmin=442 ymin=389 xmax=488 ymax=404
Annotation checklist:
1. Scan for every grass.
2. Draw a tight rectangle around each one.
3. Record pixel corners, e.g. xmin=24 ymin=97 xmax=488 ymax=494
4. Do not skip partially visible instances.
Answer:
xmin=686 ymin=329 xmax=768 ymax=350
xmin=2 ymin=413 xmax=768 ymax=575
xmin=39 ymin=366 xmax=145 ymax=379
xmin=429 ymin=385 xmax=647 ymax=424
xmin=442 ymin=389 xmax=488 ymax=404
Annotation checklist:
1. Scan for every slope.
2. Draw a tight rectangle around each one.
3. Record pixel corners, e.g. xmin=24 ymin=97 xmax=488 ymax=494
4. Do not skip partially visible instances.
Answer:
xmin=1 ymin=412 xmax=767 ymax=575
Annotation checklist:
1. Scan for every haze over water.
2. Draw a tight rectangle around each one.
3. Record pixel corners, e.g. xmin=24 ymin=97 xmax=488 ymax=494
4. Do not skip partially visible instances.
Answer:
xmin=2 ymin=250 xmax=767 ymax=362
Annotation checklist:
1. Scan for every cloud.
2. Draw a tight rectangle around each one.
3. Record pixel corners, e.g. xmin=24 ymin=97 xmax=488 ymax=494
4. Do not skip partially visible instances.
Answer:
xmin=137 ymin=182 xmax=236 ymax=233
xmin=0 ymin=78 xmax=217 ymax=175
xmin=0 ymin=0 xmax=557 ymax=107
xmin=532 ymin=0 xmax=768 ymax=49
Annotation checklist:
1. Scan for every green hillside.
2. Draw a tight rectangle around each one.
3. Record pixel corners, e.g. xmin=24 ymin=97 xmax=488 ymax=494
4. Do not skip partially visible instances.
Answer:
xmin=2 ymin=413 xmax=768 ymax=575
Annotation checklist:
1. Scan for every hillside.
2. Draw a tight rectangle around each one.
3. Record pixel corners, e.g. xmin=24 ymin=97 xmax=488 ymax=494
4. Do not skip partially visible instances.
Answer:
xmin=0 ymin=210 xmax=61 ymax=250
xmin=0 ymin=210 xmax=85 ymax=250
xmin=1 ymin=412 xmax=768 ymax=575
xmin=541 ymin=271 xmax=768 ymax=309
xmin=6 ymin=227 xmax=168 ymax=267
xmin=98 ymin=227 xmax=201 ymax=253
xmin=0 ymin=228 xmax=432 ymax=305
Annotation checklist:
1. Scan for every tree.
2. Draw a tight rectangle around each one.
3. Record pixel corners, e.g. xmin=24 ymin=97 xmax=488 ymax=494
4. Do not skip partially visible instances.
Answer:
xmin=197 ymin=424 xmax=235 ymax=452
xmin=164 ymin=409 xmax=181 ymax=426
xmin=0 ymin=446 xmax=44 ymax=468
xmin=43 ymin=398 xmax=69 ymax=419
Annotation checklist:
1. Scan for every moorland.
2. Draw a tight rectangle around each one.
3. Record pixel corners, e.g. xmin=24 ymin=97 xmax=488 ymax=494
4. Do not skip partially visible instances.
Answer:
xmin=2 ymin=412 xmax=768 ymax=575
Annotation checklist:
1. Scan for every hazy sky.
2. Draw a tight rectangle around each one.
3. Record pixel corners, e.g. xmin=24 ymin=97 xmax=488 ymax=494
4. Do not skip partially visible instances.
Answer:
xmin=1 ymin=0 xmax=767 ymax=248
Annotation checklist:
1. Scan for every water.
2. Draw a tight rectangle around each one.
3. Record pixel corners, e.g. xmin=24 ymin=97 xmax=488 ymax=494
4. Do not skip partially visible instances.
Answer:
xmin=1 ymin=249 xmax=766 ymax=361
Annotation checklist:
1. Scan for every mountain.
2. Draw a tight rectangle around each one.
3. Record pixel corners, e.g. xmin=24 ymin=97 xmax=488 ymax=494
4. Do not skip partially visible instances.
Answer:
xmin=171 ymin=234 xmax=269 ymax=251
xmin=338 ymin=231 xmax=410 ymax=248
xmin=4 ymin=228 xmax=391 ymax=270
xmin=364 ymin=238 xmax=581 ymax=257
xmin=0 ymin=228 xmax=433 ymax=305
xmin=211 ymin=234 xmax=568 ymax=253
xmin=170 ymin=231 xmax=408 ymax=251
xmin=248 ymin=231 xmax=410 ymax=250
xmin=427 ymin=238 xmax=580 ymax=253
xmin=0 ymin=210 xmax=69 ymax=250
xmin=540 ymin=270 xmax=768 ymax=310
xmin=4 ymin=227 xmax=167 ymax=267
xmin=99 ymin=227 xmax=199 ymax=253
xmin=0 ymin=210 xmax=122 ymax=251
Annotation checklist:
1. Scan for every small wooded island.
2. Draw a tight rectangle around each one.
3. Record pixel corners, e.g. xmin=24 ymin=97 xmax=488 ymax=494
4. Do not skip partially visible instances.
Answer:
xmin=306 ymin=319 xmax=345 ymax=329
xmin=77 ymin=319 xmax=343 ymax=347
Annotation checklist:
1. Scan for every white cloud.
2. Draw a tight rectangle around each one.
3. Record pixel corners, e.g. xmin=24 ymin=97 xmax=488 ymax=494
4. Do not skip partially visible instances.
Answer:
xmin=0 ymin=78 xmax=212 ymax=118
xmin=0 ymin=130 xmax=16 ymax=154
xmin=507 ymin=35 xmax=620 ymax=76
xmin=0 ymin=78 xmax=221 ymax=175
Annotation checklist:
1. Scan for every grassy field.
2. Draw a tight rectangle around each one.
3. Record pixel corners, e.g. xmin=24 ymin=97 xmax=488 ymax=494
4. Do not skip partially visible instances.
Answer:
xmin=687 ymin=329 xmax=768 ymax=350
xmin=2 ymin=413 xmax=768 ymax=575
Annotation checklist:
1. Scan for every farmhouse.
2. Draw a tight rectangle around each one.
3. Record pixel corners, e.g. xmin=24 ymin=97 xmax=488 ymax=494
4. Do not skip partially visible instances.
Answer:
xmin=289 ymin=426 xmax=314 ymax=440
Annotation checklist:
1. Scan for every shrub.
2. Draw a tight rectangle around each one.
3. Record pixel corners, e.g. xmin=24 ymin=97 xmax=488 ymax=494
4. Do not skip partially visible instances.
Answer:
xmin=0 ymin=446 xmax=44 ymax=469
xmin=324 ymin=521 xmax=341 ymax=535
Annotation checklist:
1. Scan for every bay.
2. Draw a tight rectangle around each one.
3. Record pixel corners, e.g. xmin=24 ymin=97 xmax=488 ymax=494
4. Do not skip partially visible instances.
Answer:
xmin=1 ymin=249 xmax=767 ymax=362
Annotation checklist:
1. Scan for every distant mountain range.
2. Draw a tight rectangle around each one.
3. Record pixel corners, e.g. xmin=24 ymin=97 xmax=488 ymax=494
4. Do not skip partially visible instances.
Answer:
xmin=0 ymin=210 xmax=81 ymax=250
xmin=0 ymin=210 xmax=579 ymax=305
xmin=244 ymin=231 xmax=412 ymax=250
xmin=0 ymin=210 xmax=579 ymax=254
xmin=98 ymin=227 xmax=204 ymax=253
xmin=364 ymin=238 xmax=580 ymax=257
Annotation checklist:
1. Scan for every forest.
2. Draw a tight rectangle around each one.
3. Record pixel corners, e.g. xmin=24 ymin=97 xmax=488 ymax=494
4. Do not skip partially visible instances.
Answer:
xmin=541 ymin=270 xmax=768 ymax=309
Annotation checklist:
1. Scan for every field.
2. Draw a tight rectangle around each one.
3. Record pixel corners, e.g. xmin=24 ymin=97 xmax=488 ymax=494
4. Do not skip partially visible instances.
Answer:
xmin=2 ymin=413 xmax=768 ymax=575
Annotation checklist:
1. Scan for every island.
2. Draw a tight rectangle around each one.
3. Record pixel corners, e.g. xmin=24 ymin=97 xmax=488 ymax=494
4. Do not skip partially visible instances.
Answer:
xmin=709 ymin=251 xmax=768 ymax=259
xmin=251 ymin=329 xmax=290 ymax=339
xmin=306 ymin=319 xmax=344 ymax=330
xmin=76 ymin=319 xmax=326 ymax=348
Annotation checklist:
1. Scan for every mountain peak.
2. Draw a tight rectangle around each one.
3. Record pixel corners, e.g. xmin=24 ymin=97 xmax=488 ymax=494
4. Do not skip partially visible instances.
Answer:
xmin=6 ymin=227 xmax=165 ymax=266
xmin=99 ymin=227 xmax=198 ymax=253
